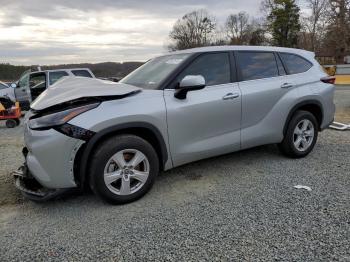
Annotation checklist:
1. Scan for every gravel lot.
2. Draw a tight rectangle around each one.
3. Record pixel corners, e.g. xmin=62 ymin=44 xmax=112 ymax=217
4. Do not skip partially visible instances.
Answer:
xmin=0 ymin=87 xmax=349 ymax=261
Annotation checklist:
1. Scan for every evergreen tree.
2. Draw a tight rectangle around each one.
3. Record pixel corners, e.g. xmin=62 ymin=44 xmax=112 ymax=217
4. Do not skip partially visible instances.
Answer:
xmin=267 ymin=0 xmax=301 ymax=47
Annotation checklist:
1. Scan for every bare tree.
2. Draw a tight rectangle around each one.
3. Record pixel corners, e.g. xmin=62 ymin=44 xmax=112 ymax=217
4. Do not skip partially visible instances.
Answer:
xmin=225 ymin=12 xmax=250 ymax=44
xmin=301 ymin=0 xmax=329 ymax=51
xmin=168 ymin=10 xmax=216 ymax=51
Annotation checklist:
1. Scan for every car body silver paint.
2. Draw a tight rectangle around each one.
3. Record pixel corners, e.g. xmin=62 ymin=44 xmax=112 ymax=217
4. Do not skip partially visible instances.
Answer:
xmin=164 ymin=82 xmax=241 ymax=166
xmin=22 ymin=46 xmax=335 ymax=191
xmin=24 ymin=121 xmax=81 ymax=188
xmin=68 ymin=90 xmax=173 ymax=170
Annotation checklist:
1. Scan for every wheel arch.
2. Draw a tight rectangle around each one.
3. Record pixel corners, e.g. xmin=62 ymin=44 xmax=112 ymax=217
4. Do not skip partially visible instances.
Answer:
xmin=76 ymin=122 xmax=169 ymax=188
xmin=283 ymin=100 xmax=323 ymax=135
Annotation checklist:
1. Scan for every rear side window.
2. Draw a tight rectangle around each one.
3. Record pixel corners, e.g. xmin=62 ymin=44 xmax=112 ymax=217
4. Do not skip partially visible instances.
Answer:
xmin=279 ymin=53 xmax=312 ymax=74
xmin=72 ymin=70 xmax=93 ymax=78
xmin=49 ymin=71 xmax=69 ymax=85
xmin=237 ymin=52 xmax=279 ymax=81
xmin=179 ymin=53 xmax=231 ymax=86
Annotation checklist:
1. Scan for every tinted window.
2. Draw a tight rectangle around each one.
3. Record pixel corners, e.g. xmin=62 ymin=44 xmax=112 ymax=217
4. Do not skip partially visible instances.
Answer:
xmin=237 ymin=52 xmax=279 ymax=81
xmin=49 ymin=71 xmax=69 ymax=85
xmin=179 ymin=53 xmax=231 ymax=86
xmin=72 ymin=70 xmax=93 ymax=78
xmin=280 ymin=53 xmax=312 ymax=74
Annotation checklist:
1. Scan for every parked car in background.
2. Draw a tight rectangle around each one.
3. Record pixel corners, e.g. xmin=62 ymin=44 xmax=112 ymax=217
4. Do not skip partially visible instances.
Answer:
xmin=16 ymin=46 xmax=335 ymax=205
xmin=0 ymin=81 xmax=15 ymax=102
xmin=13 ymin=68 xmax=95 ymax=109
xmin=334 ymin=65 xmax=350 ymax=85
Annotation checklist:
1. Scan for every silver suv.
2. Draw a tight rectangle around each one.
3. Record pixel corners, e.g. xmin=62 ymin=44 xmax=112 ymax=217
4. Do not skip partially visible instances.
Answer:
xmin=15 ymin=46 xmax=335 ymax=204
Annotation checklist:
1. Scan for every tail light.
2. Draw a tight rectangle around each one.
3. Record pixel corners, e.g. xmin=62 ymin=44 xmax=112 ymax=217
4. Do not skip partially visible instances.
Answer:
xmin=320 ymin=76 xmax=336 ymax=84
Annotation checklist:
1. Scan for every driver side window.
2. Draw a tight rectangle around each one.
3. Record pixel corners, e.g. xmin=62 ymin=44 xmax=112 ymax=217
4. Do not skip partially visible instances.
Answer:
xmin=178 ymin=53 xmax=231 ymax=86
xmin=18 ymin=73 xmax=29 ymax=89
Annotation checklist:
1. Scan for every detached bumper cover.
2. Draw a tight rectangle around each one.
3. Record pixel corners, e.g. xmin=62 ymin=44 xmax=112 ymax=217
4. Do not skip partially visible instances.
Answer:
xmin=13 ymin=153 xmax=72 ymax=201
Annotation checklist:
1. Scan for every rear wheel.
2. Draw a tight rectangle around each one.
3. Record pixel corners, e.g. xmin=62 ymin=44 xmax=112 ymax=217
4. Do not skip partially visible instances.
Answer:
xmin=6 ymin=119 xmax=17 ymax=128
xmin=279 ymin=110 xmax=318 ymax=158
xmin=89 ymin=135 xmax=159 ymax=204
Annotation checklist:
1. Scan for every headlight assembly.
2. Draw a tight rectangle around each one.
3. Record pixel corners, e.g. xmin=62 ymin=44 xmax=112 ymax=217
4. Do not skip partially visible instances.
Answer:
xmin=28 ymin=103 xmax=99 ymax=130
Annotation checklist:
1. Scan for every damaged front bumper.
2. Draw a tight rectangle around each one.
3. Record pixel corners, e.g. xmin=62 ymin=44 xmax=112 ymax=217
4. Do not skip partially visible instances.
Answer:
xmin=13 ymin=147 xmax=76 ymax=202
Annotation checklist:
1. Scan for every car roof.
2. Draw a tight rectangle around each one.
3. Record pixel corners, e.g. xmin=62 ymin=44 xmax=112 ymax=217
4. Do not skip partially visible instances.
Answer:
xmin=31 ymin=68 xmax=92 ymax=73
xmin=170 ymin=45 xmax=315 ymax=59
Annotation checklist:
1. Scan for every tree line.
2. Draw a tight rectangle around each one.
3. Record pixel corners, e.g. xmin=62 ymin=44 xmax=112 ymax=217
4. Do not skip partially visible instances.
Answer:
xmin=168 ymin=0 xmax=350 ymax=64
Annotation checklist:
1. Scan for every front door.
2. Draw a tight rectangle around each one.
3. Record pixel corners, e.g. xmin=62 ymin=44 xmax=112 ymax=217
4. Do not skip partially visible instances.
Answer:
xmin=15 ymin=70 xmax=31 ymax=103
xmin=164 ymin=52 xmax=241 ymax=167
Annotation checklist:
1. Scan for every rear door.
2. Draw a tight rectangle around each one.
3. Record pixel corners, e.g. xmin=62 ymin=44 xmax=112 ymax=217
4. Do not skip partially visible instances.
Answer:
xmin=236 ymin=51 xmax=291 ymax=149
xmin=164 ymin=52 xmax=241 ymax=167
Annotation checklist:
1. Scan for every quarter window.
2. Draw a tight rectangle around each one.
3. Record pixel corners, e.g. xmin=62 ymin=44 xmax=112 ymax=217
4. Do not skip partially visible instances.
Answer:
xmin=179 ymin=53 xmax=231 ymax=86
xmin=237 ymin=52 xmax=279 ymax=81
xmin=279 ymin=53 xmax=312 ymax=74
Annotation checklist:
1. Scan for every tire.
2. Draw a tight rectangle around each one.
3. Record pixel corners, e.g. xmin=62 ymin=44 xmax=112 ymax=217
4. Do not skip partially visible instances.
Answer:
xmin=89 ymin=134 xmax=159 ymax=204
xmin=279 ymin=110 xmax=318 ymax=158
xmin=6 ymin=119 xmax=17 ymax=128
xmin=15 ymin=118 xmax=20 ymax=126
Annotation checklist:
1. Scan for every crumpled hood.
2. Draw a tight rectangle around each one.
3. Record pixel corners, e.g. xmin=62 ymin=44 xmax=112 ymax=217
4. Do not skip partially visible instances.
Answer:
xmin=31 ymin=76 xmax=141 ymax=111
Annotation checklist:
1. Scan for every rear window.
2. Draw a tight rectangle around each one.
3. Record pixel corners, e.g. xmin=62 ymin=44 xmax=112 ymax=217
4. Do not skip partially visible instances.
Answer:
xmin=280 ymin=53 xmax=312 ymax=74
xmin=72 ymin=70 xmax=93 ymax=78
xmin=237 ymin=52 xmax=279 ymax=81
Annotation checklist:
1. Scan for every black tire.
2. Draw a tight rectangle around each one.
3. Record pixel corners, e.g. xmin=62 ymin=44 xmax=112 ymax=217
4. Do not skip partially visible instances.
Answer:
xmin=15 ymin=118 xmax=20 ymax=126
xmin=279 ymin=110 xmax=318 ymax=158
xmin=6 ymin=119 xmax=17 ymax=128
xmin=89 ymin=134 xmax=159 ymax=204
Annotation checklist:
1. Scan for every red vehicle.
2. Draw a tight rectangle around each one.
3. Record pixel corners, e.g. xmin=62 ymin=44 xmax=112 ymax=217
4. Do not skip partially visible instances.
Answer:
xmin=0 ymin=97 xmax=21 ymax=128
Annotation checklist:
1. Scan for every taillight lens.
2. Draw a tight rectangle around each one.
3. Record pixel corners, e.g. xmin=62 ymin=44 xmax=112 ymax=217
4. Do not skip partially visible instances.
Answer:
xmin=320 ymin=76 xmax=336 ymax=84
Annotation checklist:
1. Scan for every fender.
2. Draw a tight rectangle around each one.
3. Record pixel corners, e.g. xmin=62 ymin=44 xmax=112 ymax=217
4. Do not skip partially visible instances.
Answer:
xmin=78 ymin=122 xmax=169 ymax=187
xmin=283 ymin=100 xmax=323 ymax=135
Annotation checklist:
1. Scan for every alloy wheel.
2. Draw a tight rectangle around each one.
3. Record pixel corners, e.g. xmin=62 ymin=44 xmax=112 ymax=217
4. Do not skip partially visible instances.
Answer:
xmin=293 ymin=119 xmax=315 ymax=152
xmin=103 ymin=149 xmax=150 ymax=195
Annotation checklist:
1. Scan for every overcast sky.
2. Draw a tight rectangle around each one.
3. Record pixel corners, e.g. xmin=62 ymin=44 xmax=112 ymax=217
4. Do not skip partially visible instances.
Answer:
xmin=0 ymin=0 xmax=263 ymax=65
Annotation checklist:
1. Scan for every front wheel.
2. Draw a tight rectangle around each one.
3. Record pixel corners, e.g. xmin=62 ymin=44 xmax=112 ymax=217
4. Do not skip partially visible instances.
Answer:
xmin=279 ymin=110 xmax=318 ymax=158
xmin=89 ymin=135 xmax=159 ymax=204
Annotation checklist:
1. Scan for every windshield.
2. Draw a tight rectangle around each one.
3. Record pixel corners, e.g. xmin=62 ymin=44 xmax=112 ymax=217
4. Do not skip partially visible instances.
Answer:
xmin=120 ymin=53 xmax=190 ymax=89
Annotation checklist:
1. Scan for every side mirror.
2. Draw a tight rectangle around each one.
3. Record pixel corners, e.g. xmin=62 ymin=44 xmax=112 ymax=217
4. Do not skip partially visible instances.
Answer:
xmin=10 ymin=83 xmax=17 ymax=88
xmin=174 ymin=75 xmax=205 ymax=99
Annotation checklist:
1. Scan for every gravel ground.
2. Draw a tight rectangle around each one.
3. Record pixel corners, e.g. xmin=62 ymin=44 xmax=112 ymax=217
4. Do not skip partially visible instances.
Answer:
xmin=0 ymin=87 xmax=349 ymax=261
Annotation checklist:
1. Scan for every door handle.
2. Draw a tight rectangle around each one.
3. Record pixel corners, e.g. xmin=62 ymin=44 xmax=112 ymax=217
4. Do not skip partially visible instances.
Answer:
xmin=222 ymin=93 xmax=239 ymax=100
xmin=281 ymin=83 xmax=294 ymax=88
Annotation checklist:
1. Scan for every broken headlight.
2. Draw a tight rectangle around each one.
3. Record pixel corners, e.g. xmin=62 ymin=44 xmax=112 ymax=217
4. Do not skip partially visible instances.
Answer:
xmin=28 ymin=103 xmax=99 ymax=130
